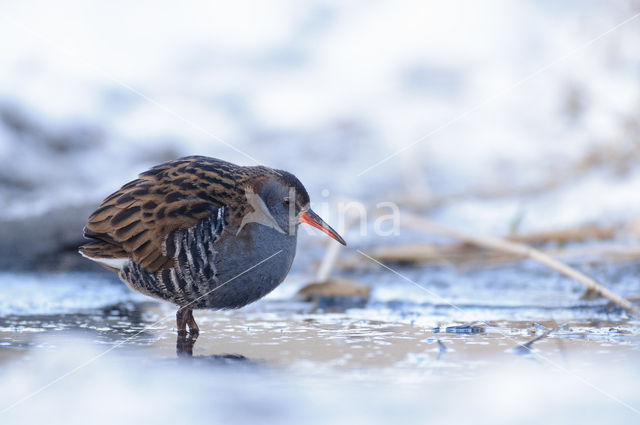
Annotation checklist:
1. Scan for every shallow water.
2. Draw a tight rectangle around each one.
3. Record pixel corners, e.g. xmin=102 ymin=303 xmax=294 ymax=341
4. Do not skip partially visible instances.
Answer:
xmin=0 ymin=269 xmax=639 ymax=424
xmin=2 ymin=2 xmax=640 ymax=423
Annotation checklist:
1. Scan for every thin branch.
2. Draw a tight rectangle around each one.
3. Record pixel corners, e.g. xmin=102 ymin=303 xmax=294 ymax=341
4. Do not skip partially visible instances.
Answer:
xmin=401 ymin=213 xmax=636 ymax=313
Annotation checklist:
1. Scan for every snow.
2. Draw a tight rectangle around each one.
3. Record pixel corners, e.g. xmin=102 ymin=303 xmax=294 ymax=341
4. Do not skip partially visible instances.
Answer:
xmin=0 ymin=273 xmax=143 ymax=315
xmin=1 ymin=1 xmax=640 ymax=232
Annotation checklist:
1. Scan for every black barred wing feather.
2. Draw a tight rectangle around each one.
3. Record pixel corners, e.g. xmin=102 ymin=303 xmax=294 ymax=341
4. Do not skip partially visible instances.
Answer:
xmin=82 ymin=157 xmax=239 ymax=272
xmin=119 ymin=208 xmax=226 ymax=305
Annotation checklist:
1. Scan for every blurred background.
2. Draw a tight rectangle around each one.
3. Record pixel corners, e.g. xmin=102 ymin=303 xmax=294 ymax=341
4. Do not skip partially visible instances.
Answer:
xmin=3 ymin=1 xmax=640 ymax=264
xmin=1 ymin=1 xmax=640 ymax=424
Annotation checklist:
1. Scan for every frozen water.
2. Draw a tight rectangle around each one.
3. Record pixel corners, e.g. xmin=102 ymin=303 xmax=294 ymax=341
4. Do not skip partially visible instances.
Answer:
xmin=0 ymin=270 xmax=638 ymax=425
xmin=0 ymin=273 xmax=144 ymax=315
xmin=1 ymin=2 xmax=640 ymax=423
xmin=0 ymin=266 xmax=638 ymax=424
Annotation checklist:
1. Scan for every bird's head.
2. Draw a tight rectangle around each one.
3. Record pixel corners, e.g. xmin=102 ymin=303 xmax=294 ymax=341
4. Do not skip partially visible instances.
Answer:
xmin=248 ymin=170 xmax=346 ymax=245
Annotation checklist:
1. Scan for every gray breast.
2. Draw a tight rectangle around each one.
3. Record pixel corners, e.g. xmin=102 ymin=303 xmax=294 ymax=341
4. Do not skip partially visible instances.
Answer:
xmin=119 ymin=211 xmax=297 ymax=310
xmin=206 ymin=222 xmax=297 ymax=309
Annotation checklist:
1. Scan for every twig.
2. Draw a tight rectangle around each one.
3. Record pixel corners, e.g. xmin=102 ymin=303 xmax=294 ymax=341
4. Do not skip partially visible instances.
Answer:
xmin=341 ymin=243 xmax=640 ymax=268
xmin=512 ymin=329 xmax=553 ymax=356
xmin=508 ymin=223 xmax=621 ymax=244
xmin=402 ymin=213 xmax=636 ymax=313
xmin=316 ymin=239 xmax=343 ymax=282
xmin=315 ymin=203 xmax=358 ymax=281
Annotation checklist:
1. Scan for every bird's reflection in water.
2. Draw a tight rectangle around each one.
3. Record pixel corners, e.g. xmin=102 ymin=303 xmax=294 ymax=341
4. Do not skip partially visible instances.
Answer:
xmin=175 ymin=332 xmax=253 ymax=365
xmin=176 ymin=332 xmax=198 ymax=356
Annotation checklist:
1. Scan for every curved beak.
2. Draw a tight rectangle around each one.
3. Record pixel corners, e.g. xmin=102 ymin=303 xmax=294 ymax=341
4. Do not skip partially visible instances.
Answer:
xmin=300 ymin=209 xmax=347 ymax=246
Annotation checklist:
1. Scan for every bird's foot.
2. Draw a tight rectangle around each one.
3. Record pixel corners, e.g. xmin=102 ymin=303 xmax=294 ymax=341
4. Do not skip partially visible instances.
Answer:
xmin=186 ymin=309 xmax=199 ymax=334
xmin=176 ymin=307 xmax=199 ymax=335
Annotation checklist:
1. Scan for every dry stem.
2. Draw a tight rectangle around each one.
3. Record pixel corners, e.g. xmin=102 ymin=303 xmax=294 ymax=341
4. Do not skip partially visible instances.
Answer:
xmin=402 ymin=214 xmax=636 ymax=313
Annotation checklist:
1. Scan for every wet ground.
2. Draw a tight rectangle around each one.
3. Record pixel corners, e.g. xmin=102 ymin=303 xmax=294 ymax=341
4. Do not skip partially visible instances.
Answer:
xmin=2 ymin=2 xmax=640 ymax=423
xmin=0 ymin=265 xmax=639 ymax=424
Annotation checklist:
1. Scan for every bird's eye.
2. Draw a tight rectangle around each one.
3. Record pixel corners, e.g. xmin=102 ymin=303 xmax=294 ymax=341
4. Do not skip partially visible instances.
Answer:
xmin=283 ymin=197 xmax=290 ymax=206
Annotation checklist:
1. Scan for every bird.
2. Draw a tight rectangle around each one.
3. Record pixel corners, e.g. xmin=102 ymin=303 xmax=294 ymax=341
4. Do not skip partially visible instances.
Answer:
xmin=79 ymin=155 xmax=346 ymax=334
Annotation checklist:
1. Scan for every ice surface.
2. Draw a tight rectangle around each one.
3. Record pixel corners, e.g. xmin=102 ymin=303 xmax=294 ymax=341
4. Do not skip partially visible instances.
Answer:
xmin=1 ymin=4 xmax=640 ymax=422
xmin=0 ymin=268 xmax=638 ymax=424
xmin=0 ymin=272 xmax=144 ymax=315
xmin=1 ymin=336 xmax=638 ymax=425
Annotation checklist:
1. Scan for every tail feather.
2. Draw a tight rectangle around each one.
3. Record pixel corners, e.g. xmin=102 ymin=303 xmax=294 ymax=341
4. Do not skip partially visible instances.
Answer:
xmin=79 ymin=240 xmax=129 ymax=272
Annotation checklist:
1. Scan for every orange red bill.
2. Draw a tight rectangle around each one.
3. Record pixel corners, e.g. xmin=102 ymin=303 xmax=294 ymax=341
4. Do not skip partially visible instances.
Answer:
xmin=300 ymin=209 xmax=346 ymax=245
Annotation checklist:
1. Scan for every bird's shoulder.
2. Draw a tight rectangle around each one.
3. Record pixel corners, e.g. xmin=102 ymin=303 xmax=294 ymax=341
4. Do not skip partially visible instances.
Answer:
xmin=83 ymin=156 xmax=262 ymax=272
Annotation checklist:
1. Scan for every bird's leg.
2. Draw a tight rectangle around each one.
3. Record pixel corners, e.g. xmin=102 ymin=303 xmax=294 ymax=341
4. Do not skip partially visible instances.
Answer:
xmin=176 ymin=307 xmax=199 ymax=335
xmin=185 ymin=308 xmax=199 ymax=335
xmin=176 ymin=307 xmax=189 ymax=335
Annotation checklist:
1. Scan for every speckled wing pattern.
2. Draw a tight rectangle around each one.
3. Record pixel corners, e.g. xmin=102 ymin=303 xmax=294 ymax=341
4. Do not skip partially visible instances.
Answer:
xmin=119 ymin=207 xmax=226 ymax=305
xmin=80 ymin=156 xmax=256 ymax=273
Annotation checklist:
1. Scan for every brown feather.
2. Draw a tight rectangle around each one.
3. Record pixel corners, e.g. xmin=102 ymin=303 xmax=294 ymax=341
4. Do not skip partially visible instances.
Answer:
xmin=81 ymin=156 xmax=277 ymax=272
xmin=78 ymin=241 xmax=128 ymax=272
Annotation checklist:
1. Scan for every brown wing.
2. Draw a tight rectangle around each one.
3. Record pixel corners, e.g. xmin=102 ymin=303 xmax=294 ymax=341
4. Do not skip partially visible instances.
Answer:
xmin=82 ymin=156 xmax=246 ymax=272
